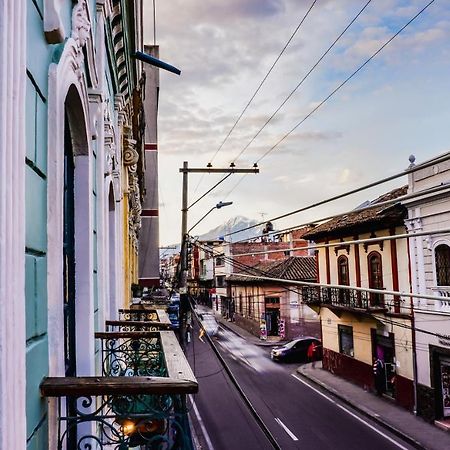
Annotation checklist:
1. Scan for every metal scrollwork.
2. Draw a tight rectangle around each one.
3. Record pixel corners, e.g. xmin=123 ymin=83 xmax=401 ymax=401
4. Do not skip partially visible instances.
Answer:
xmin=57 ymin=394 xmax=192 ymax=449
xmin=100 ymin=336 xmax=167 ymax=377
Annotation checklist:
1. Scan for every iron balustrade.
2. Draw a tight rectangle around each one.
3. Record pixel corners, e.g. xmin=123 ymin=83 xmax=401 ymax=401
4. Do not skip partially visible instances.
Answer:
xmin=95 ymin=331 xmax=168 ymax=378
xmin=41 ymin=330 xmax=197 ymax=449
xmin=301 ymin=285 xmax=387 ymax=310
xmin=118 ymin=308 xmax=160 ymax=322
xmin=40 ymin=377 xmax=197 ymax=449
xmin=106 ymin=320 xmax=173 ymax=332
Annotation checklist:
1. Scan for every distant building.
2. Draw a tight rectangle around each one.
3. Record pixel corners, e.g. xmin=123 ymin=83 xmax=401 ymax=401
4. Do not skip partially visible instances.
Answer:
xmin=228 ymin=257 xmax=319 ymax=340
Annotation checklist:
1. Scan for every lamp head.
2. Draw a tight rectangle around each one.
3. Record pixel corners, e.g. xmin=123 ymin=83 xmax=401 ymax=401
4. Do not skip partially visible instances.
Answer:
xmin=216 ymin=201 xmax=233 ymax=209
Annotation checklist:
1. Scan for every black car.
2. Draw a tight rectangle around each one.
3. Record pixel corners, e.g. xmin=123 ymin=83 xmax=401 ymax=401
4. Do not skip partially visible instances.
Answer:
xmin=271 ymin=337 xmax=321 ymax=362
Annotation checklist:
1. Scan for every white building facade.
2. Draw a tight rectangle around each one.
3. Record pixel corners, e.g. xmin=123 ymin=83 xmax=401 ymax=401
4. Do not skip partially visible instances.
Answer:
xmin=405 ymin=153 xmax=450 ymax=424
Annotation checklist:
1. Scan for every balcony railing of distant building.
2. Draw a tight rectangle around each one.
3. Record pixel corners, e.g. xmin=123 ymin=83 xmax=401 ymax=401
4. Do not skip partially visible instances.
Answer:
xmin=301 ymin=285 xmax=388 ymax=312
xmin=41 ymin=314 xmax=197 ymax=449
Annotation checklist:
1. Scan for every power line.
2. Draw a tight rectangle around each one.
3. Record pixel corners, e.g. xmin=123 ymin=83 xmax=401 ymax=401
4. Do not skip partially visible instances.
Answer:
xmin=255 ymin=0 xmax=436 ymax=164
xmin=192 ymin=0 xmax=318 ymax=196
xmin=210 ymin=0 xmax=318 ymax=166
xmin=232 ymin=0 xmax=373 ymax=164
xmin=223 ymin=151 xmax=450 ymax=238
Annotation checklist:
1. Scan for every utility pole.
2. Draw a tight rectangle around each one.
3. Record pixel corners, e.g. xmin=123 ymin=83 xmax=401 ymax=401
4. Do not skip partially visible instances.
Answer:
xmin=178 ymin=161 xmax=259 ymax=349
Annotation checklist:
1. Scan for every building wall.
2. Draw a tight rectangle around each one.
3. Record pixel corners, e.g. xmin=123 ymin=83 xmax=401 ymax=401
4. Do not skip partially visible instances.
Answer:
xmin=25 ymin=1 xmax=53 ymax=447
xmin=406 ymin=156 xmax=450 ymax=421
xmin=0 ymin=1 xmax=146 ymax=448
xmin=231 ymin=283 xmax=319 ymax=339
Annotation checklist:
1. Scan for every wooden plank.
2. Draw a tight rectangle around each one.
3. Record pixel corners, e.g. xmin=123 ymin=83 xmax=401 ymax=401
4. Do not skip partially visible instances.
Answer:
xmin=105 ymin=320 xmax=172 ymax=329
xmin=159 ymin=331 xmax=197 ymax=384
xmin=94 ymin=331 xmax=160 ymax=339
xmin=40 ymin=376 xmax=198 ymax=397
xmin=155 ymin=309 xmax=171 ymax=325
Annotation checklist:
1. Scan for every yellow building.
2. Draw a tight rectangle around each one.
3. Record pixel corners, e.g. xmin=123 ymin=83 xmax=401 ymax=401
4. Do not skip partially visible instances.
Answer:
xmin=303 ymin=186 xmax=415 ymax=410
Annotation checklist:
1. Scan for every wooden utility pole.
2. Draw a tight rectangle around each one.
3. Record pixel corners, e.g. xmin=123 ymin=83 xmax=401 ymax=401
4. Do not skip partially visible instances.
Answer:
xmin=178 ymin=161 xmax=259 ymax=349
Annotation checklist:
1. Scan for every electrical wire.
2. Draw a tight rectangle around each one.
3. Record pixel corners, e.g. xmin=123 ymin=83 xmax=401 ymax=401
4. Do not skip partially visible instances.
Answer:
xmin=232 ymin=0 xmax=373 ymax=164
xmin=255 ymin=0 xmax=436 ymax=165
xmin=223 ymin=151 xmax=450 ymax=238
xmin=209 ymin=0 xmax=318 ymax=166
xmin=192 ymin=0 xmax=318 ymax=196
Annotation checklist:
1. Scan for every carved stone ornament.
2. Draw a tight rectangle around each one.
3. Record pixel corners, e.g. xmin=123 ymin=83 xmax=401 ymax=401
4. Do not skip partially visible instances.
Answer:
xmin=72 ymin=0 xmax=91 ymax=48
xmin=122 ymin=126 xmax=139 ymax=167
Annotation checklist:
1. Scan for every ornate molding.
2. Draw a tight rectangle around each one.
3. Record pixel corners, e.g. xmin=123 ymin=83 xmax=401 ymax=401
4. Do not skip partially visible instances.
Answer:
xmin=72 ymin=0 xmax=91 ymax=48
xmin=122 ymin=126 xmax=139 ymax=166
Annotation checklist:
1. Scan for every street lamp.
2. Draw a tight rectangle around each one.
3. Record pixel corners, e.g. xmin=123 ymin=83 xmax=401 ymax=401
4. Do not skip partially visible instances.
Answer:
xmin=188 ymin=201 xmax=233 ymax=234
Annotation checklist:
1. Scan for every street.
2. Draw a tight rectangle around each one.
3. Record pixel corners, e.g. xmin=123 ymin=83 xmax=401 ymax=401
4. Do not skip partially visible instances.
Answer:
xmin=187 ymin=317 xmax=416 ymax=450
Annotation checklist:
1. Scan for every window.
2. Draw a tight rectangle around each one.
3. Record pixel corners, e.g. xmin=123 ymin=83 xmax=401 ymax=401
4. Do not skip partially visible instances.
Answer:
xmin=337 ymin=255 xmax=349 ymax=285
xmin=216 ymin=256 xmax=225 ymax=267
xmin=368 ymin=251 xmax=384 ymax=306
xmin=248 ymin=295 xmax=253 ymax=317
xmin=239 ymin=293 xmax=243 ymax=314
xmin=338 ymin=325 xmax=354 ymax=357
xmin=216 ymin=275 xmax=225 ymax=288
xmin=435 ymin=244 xmax=450 ymax=286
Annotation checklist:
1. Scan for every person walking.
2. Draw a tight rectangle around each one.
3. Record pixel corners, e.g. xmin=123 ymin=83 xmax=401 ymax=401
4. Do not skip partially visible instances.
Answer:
xmin=373 ymin=356 xmax=385 ymax=396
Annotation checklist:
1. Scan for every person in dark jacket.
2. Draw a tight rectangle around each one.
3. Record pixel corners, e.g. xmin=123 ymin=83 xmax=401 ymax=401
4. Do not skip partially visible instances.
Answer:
xmin=373 ymin=356 xmax=385 ymax=396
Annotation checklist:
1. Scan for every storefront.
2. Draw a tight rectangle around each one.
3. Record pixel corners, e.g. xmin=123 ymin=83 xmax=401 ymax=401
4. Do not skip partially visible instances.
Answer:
xmin=265 ymin=297 xmax=280 ymax=336
xmin=431 ymin=344 xmax=450 ymax=421
xmin=372 ymin=330 xmax=396 ymax=398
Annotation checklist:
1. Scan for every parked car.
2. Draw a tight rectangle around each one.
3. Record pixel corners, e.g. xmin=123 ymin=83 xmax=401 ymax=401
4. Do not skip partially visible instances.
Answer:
xmin=271 ymin=337 xmax=321 ymax=363
xmin=167 ymin=295 xmax=180 ymax=330
xmin=198 ymin=313 xmax=219 ymax=336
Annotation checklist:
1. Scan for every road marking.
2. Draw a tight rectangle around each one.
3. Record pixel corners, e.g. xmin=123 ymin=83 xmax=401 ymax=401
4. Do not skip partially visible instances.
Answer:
xmin=275 ymin=417 xmax=299 ymax=441
xmin=189 ymin=395 xmax=216 ymax=450
xmin=291 ymin=374 xmax=410 ymax=450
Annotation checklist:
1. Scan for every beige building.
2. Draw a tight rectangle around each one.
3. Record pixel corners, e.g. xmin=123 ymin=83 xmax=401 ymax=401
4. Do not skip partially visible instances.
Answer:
xmin=404 ymin=153 xmax=450 ymax=424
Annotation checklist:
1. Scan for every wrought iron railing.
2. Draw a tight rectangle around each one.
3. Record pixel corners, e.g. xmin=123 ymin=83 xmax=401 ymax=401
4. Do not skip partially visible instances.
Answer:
xmin=118 ymin=308 xmax=160 ymax=322
xmin=95 ymin=331 xmax=167 ymax=377
xmin=41 ymin=377 xmax=197 ymax=449
xmin=41 ymin=331 xmax=198 ymax=449
xmin=106 ymin=320 xmax=172 ymax=332
xmin=301 ymin=285 xmax=386 ymax=310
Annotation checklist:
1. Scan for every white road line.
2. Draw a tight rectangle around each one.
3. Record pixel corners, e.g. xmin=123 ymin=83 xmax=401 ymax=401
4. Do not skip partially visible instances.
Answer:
xmin=189 ymin=395 xmax=216 ymax=450
xmin=275 ymin=417 xmax=299 ymax=441
xmin=291 ymin=374 xmax=410 ymax=450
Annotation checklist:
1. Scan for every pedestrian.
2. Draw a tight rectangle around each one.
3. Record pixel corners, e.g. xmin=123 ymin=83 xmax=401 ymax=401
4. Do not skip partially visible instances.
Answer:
xmin=307 ymin=341 xmax=317 ymax=368
xmin=373 ymin=356 xmax=385 ymax=396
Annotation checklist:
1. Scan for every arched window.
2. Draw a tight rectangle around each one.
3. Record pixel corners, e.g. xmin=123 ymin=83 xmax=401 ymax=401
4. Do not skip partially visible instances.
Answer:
xmin=368 ymin=251 xmax=383 ymax=306
xmin=337 ymin=255 xmax=349 ymax=286
xmin=435 ymin=244 xmax=450 ymax=286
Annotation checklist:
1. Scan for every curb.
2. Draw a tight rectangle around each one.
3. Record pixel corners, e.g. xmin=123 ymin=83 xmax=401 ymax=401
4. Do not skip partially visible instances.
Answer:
xmin=296 ymin=368 xmax=426 ymax=450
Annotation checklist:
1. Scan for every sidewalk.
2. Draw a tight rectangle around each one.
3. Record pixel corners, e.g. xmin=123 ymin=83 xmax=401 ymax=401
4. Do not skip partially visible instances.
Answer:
xmin=297 ymin=362 xmax=450 ymax=450
xmin=196 ymin=305 xmax=287 ymax=347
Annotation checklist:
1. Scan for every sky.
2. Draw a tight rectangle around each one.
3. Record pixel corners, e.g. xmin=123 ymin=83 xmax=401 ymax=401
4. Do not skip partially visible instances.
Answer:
xmin=142 ymin=0 xmax=450 ymax=246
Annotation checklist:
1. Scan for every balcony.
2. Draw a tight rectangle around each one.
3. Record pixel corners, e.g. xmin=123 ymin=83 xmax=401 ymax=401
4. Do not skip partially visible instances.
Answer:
xmin=302 ymin=285 xmax=388 ymax=313
xmin=41 ymin=313 xmax=197 ymax=449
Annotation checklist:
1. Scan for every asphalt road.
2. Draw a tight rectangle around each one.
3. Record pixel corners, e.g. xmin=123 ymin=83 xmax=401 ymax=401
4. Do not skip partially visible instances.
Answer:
xmin=187 ymin=317 xmax=416 ymax=450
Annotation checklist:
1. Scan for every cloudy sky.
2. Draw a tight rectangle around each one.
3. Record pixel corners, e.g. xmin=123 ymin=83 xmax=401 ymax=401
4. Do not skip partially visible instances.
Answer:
xmin=142 ymin=0 xmax=450 ymax=245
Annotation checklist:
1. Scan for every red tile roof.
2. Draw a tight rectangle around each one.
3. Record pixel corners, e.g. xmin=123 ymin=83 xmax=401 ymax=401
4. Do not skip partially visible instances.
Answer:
xmin=303 ymin=186 xmax=407 ymax=241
